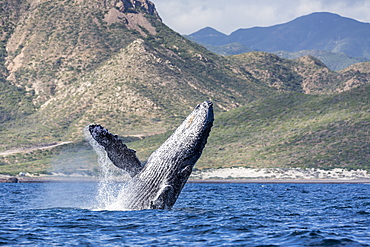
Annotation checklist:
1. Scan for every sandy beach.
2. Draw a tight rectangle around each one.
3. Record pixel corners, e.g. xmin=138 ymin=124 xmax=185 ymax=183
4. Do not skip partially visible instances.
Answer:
xmin=190 ymin=167 xmax=370 ymax=180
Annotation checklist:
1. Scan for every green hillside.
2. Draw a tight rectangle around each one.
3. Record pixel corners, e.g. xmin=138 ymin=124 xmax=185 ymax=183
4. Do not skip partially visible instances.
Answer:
xmin=274 ymin=50 xmax=368 ymax=71
xmin=228 ymin=52 xmax=370 ymax=94
xmin=129 ymin=84 xmax=370 ymax=171
xmin=202 ymin=85 xmax=369 ymax=170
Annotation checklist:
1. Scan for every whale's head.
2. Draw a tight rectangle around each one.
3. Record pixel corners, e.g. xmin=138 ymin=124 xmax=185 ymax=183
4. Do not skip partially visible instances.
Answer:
xmin=146 ymin=100 xmax=213 ymax=171
xmin=172 ymin=100 xmax=214 ymax=165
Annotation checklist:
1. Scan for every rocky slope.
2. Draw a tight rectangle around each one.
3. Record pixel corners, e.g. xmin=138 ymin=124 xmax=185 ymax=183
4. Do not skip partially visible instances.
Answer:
xmin=274 ymin=50 xmax=368 ymax=71
xmin=0 ymin=0 xmax=275 ymax=150
xmin=229 ymin=52 xmax=370 ymax=94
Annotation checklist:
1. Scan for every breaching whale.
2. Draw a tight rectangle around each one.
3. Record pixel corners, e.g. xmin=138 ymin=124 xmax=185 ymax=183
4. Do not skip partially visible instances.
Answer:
xmin=86 ymin=101 xmax=214 ymax=210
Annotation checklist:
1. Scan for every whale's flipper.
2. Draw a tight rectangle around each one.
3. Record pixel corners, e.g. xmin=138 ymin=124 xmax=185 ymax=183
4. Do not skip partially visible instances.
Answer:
xmin=150 ymin=185 xmax=174 ymax=210
xmin=88 ymin=124 xmax=143 ymax=177
xmin=149 ymin=164 xmax=193 ymax=209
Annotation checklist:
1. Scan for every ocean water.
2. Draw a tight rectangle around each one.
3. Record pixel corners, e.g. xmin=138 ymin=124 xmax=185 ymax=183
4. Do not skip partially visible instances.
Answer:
xmin=1 ymin=182 xmax=369 ymax=246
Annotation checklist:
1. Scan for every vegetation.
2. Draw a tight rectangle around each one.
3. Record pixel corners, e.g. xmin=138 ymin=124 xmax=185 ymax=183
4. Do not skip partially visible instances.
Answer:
xmin=229 ymin=52 xmax=370 ymax=95
xmin=0 ymin=1 xmax=369 ymax=174
xmin=274 ymin=50 xmax=368 ymax=71
xmin=130 ymin=84 xmax=370 ymax=171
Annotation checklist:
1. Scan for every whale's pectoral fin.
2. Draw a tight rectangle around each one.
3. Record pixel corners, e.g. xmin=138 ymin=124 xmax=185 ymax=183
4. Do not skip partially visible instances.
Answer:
xmin=150 ymin=185 xmax=175 ymax=210
xmin=150 ymin=166 xmax=193 ymax=210
xmin=178 ymin=165 xmax=193 ymax=182
xmin=87 ymin=124 xmax=143 ymax=177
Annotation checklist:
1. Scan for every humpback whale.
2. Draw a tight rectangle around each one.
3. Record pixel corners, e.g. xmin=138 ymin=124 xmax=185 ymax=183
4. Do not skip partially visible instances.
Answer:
xmin=86 ymin=101 xmax=214 ymax=210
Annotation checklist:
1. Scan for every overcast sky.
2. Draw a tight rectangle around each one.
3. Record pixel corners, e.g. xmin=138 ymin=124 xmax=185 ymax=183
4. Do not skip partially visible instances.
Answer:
xmin=153 ymin=0 xmax=370 ymax=35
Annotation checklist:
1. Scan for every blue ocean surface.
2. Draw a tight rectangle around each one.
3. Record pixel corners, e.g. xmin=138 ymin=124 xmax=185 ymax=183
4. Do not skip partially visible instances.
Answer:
xmin=0 ymin=182 xmax=369 ymax=246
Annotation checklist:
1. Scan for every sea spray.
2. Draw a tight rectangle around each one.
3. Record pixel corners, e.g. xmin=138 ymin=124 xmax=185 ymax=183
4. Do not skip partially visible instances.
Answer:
xmin=84 ymin=127 xmax=124 ymax=210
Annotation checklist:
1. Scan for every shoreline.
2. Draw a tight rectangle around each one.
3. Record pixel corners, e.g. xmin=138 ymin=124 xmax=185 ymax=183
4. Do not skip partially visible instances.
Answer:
xmin=188 ymin=179 xmax=370 ymax=184
xmin=1 ymin=176 xmax=370 ymax=184
xmin=2 ymin=167 xmax=370 ymax=184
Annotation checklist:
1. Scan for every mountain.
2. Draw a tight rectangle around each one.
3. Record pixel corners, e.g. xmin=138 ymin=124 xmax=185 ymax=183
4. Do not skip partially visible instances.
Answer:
xmin=228 ymin=12 xmax=370 ymax=57
xmin=0 ymin=2 xmax=369 ymax=175
xmin=187 ymin=27 xmax=228 ymax=46
xmin=185 ymin=35 xmax=254 ymax=56
xmin=0 ymin=0 xmax=276 ymax=150
xmin=188 ymin=12 xmax=370 ymax=67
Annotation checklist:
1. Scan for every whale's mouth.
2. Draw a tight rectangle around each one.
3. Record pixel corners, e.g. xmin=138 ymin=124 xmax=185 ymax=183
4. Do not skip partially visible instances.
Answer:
xmin=195 ymin=100 xmax=213 ymax=109
xmin=185 ymin=101 xmax=214 ymax=131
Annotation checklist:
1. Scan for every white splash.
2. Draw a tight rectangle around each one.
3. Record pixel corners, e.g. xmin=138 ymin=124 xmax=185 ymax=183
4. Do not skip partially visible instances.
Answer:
xmin=84 ymin=127 xmax=127 ymax=210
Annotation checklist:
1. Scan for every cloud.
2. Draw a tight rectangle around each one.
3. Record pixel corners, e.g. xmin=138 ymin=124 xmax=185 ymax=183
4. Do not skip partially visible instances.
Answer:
xmin=153 ymin=0 xmax=370 ymax=34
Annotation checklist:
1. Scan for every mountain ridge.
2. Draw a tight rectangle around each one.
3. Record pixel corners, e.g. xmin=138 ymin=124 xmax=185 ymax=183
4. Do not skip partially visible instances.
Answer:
xmin=189 ymin=12 xmax=370 ymax=62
